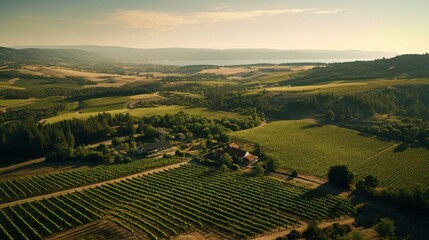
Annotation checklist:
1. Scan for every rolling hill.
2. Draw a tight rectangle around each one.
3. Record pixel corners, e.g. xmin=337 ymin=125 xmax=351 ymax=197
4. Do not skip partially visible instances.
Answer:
xmin=11 ymin=45 xmax=395 ymax=63
xmin=0 ymin=47 xmax=110 ymax=66
xmin=287 ymin=54 xmax=429 ymax=85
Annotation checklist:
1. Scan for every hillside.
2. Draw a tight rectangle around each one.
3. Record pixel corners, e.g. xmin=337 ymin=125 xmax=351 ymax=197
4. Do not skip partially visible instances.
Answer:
xmin=0 ymin=47 xmax=110 ymax=66
xmin=12 ymin=45 xmax=395 ymax=63
xmin=288 ymin=54 xmax=429 ymax=85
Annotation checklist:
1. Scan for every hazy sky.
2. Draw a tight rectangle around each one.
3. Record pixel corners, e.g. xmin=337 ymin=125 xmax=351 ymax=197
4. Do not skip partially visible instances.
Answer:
xmin=1 ymin=0 xmax=428 ymax=53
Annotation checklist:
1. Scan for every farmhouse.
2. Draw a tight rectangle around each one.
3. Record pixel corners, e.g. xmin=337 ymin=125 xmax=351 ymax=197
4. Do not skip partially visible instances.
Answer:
xmin=217 ymin=143 xmax=259 ymax=165
xmin=137 ymin=141 xmax=172 ymax=154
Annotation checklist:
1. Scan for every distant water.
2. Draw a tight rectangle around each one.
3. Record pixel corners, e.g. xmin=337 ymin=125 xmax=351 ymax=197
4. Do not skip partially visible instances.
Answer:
xmin=147 ymin=58 xmax=376 ymax=66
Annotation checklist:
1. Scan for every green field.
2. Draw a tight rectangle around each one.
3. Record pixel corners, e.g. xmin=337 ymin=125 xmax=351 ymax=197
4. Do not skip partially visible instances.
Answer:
xmin=231 ymin=120 xmax=429 ymax=189
xmin=43 ymin=105 xmax=241 ymax=123
xmin=13 ymin=78 xmax=84 ymax=89
xmin=0 ymin=164 xmax=354 ymax=240
xmin=0 ymin=98 xmax=35 ymax=107
xmin=246 ymin=78 xmax=429 ymax=96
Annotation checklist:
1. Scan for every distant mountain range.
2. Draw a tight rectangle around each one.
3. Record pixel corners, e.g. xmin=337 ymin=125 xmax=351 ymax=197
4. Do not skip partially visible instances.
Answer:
xmin=0 ymin=47 xmax=109 ymax=65
xmin=4 ymin=45 xmax=396 ymax=65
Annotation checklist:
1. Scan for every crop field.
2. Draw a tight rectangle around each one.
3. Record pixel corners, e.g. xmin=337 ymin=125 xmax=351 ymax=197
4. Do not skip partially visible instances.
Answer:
xmin=0 ymin=165 xmax=354 ymax=240
xmin=0 ymin=158 xmax=183 ymax=204
xmin=231 ymin=120 xmax=429 ymax=189
xmin=0 ymin=98 xmax=35 ymax=108
xmin=13 ymin=79 xmax=84 ymax=89
xmin=44 ymin=105 xmax=241 ymax=123
xmin=248 ymin=78 xmax=429 ymax=96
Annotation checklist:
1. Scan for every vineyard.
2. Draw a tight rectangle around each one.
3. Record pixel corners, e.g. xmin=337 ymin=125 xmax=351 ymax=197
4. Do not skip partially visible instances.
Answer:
xmin=0 ymin=158 xmax=184 ymax=204
xmin=0 ymin=164 xmax=355 ymax=240
xmin=231 ymin=120 xmax=429 ymax=189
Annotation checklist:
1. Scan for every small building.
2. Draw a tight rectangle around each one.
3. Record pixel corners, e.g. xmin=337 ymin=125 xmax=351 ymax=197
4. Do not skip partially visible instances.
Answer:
xmin=216 ymin=143 xmax=259 ymax=165
xmin=137 ymin=141 xmax=172 ymax=154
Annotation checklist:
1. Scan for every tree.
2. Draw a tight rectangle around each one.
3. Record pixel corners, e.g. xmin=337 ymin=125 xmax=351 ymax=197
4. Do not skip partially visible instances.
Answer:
xmin=328 ymin=165 xmax=354 ymax=189
xmin=175 ymin=150 xmax=184 ymax=157
xmin=303 ymin=223 xmax=329 ymax=240
xmin=220 ymin=164 xmax=229 ymax=172
xmin=374 ymin=218 xmax=395 ymax=238
xmin=364 ymin=175 xmax=379 ymax=188
xmin=287 ymin=229 xmax=301 ymax=240
xmin=326 ymin=110 xmax=336 ymax=121
xmin=254 ymin=162 xmax=265 ymax=177
xmin=218 ymin=132 xmax=230 ymax=143
xmin=219 ymin=153 xmax=233 ymax=166
xmin=266 ymin=157 xmax=279 ymax=172
xmin=291 ymin=170 xmax=298 ymax=178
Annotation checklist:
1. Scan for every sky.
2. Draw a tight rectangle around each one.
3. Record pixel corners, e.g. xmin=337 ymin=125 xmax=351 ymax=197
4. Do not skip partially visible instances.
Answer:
xmin=0 ymin=0 xmax=428 ymax=53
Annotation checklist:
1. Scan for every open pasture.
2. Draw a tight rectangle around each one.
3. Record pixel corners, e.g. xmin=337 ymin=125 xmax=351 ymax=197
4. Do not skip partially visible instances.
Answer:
xmin=231 ymin=120 xmax=429 ymax=189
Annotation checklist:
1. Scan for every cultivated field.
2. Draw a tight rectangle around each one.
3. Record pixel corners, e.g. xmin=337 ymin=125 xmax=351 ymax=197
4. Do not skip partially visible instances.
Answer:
xmin=44 ymin=105 xmax=241 ymax=123
xmin=231 ymin=120 xmax=429 ymax=189
xmin=246 ymin=78 xmax=429 ymax=96
xmin=0 ymin=164 xmax=354 ymax=240
xmin=0 ymin=158 xmax=183 ymax=204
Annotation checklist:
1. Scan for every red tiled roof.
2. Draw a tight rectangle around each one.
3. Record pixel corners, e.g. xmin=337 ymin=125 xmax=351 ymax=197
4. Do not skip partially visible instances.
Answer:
xmin=228 ymin=143 xmax=240 ymax=149
xmin=244 ymin=154 xmax=257 ymax=162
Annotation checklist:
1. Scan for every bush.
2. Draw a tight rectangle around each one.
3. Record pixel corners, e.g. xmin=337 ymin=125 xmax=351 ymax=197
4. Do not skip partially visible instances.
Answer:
xmin=374 ymin=218 xmax=396 ymax=238
xmin=291 ymin=170 xmax=298 ymax=178
xmin=328 ymin=165 xmax=354 ymax=189
xmin=220 ymin=164 xmax=229 ymax=172
xmin=254 ymin=162 xmax=265 ymax=177
xmin=230 ymin=164 xmax=240 ymax=171
xmin=266 ymin=157 xmax=279 ymax=172
xmin=287 ymin=229 xmax=300 ymax=240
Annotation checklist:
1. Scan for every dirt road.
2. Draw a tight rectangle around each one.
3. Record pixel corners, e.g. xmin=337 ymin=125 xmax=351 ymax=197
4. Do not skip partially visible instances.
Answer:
xmin=251 ymin=217 xmax=355 ymax=240
xmin=0 ymin=160 xmax=189 ymax=208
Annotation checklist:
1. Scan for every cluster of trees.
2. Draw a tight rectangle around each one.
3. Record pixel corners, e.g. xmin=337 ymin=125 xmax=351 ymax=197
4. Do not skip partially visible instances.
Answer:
xmin=277 ymin=219 xmax=396 ymax=240
xmin=134 ymin=93 xmax=207 ymax=108
xmin=0 ymin=105 xmax=66 ymax=122
xmin=369 ymin=185 xmax=429 ymax=214
xmin=0 ymin=88 xmax=73 ymax=99
xmin=286 ymin=86 xmax=429 ymax=122
xmin=138 ymin=111 xmax=261 ymax=141
xmin=66 ymin=84 xmax=158 ymax=101
xmin=205 ymin=88 xmax=272 ymax=114
xmin=328 ymin=165 xmax=429 ymax=214
xmin=161 ymin=73 xmax=227 ymax=82
xmin=0 ymin=113 xmax=134 ymax=160
xmin=358 ymin=123 xmax=429 ymax=146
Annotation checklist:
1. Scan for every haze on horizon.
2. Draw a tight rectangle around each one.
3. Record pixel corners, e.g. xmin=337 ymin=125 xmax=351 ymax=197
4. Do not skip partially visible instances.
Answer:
xmin=1 ymin=0 xmax=428 ymax=54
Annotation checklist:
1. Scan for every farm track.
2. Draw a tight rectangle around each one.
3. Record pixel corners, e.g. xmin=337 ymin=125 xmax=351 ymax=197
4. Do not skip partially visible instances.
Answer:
xmin=0 ymin=158 xmax=46 ymax=175
xmin=0 ymin=160 xmax=189 ymax=208
xmin=251 ymin=217 xmax=355 ymax=240
xmin=48 ymin=219 xmax=135 ymax=240
xmin=360 ymin=142 xmax=400 ymax=163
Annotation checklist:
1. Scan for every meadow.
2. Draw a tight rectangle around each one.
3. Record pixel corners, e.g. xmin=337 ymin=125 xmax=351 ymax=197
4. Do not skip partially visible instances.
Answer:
xmin=0 ymin=164 xmax=354 ymax=240
xmin=246 ymin=78 xmax=429 ymax=96
xmin=231 ymin=120 xmax=429 ymax=189
xmin=44 ymin=105 xmax=241 ymax=123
